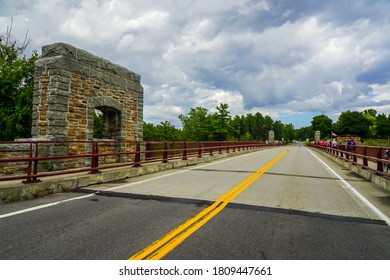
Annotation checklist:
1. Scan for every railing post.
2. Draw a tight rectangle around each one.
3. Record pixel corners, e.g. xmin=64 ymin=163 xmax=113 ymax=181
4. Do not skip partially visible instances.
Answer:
xmin=33 ymin=142 xmax=39 ymax=177
xmin=162 ymin=142 xmax=168 ymax=163
xmin=22 ymin=141 xmax=41 ymax=184
xmin=89 ymin=141 xmax=100 ymax=173
xmin=32 ymin=142 xmax=40 ymax=183
xmin=22 ymin=142 xmax=33 ymax=184
xmin=377 ymin=147 xmax=383 ymax=173
xmin=133 ymin=141 xmax=141 ymax=167
xmin=353 ymin=146 xmax=358 ymax=163
xmin=338 ymin=146 xmax=342 ymax=158
xmin=182 ymin=142 xmax=188 ymax=160
xmin=362 ymin=147 xmax=368 ymax=168
xmin=197 ymin=142 xmax=202 ymax=158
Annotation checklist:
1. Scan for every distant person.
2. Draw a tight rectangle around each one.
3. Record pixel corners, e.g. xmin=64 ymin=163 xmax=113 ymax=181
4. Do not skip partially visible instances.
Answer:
xmin=332 ymin=139 xmax=337 ymax=148
xmin=347 ymin=137 xmax=356 ymax=159
xmin=384 ymin=150 xmax=390 ymax=172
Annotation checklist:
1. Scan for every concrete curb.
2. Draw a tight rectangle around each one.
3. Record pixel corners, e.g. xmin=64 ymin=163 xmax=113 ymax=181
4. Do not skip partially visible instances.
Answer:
xmin=0 ymin=148 xmax=262 ymax=203
xmin=311 ymin=148 xmax=390 ymax=192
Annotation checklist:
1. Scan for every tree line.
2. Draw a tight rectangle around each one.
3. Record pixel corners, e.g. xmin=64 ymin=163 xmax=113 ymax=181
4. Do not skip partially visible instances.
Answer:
xmin=311 ymin=109 xmax=390 ymax=140
xmin=144 ymin=106 xmax=390 ymax=143
xmin=144 ymin=103 xmax=296 ymax=142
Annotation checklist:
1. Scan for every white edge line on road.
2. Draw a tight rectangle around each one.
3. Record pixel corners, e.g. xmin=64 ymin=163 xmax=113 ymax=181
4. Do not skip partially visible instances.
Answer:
xmin=0 ymin=194 xmax=95 ymax=220
xmin=306 ymin=147 xmax=390 ymax=226
xmin=0 ymin=148 xmax=274 ymax=219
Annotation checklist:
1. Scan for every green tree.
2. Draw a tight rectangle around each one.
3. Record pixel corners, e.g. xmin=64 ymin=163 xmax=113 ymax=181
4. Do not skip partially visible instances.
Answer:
xmin=230 ymin=115 xmax=243 ymax=140
xmin=93 ymin=110 xmax=104 ymax=138
xmin=143 ymin=122 xmax=157 ymax=141
xmin=143 ymin=121 xmax=182 ymax=141
xmin=336 ymin=110 xmax=370 ymax=138
xmin=244 ymin=113 xmax=255 ymax=140
xmin=295 ymin=126 xmax=313 ymax=141
xmin=263 ymin=115 xmax=274 ymax=134
xmin=363 ymin=109 xmax=377 ymax=138
xmin=255 ymin=112 xmax=266 ymax=141
xmin=272 ymin=120 xmax=284 ymax=141
xmin=212 ymin=103 xmax=232 ymax=141
xmin=155 ymin=121 xmax=181 ymax=141
xmin=0 ymin=22 xmax=38 ymax=140
xmin=375 ymin=114 xmax=390 ymax=139
xmin=311 ymin=114 xmax=333 ymax=139
xmin=244 ymin=112 xmax=266 ymax=141
xmin=179 ymin=107 xmax=213 ymax=141
xmin=283 ymin=123 xmax=295 ymax=143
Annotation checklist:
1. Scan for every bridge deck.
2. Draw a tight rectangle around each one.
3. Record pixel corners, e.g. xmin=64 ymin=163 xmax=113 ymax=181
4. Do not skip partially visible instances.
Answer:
xmin=1 ymin=144 xmax=389 ymax=260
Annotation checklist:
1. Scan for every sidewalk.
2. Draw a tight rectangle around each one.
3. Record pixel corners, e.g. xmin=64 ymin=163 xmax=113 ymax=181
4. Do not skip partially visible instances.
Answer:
xmin=312 ymin=148 xmax=390 ymax=192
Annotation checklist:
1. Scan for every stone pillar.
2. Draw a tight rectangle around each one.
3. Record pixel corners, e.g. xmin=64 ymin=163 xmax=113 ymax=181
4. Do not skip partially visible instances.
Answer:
xmin=268 ymin=130 xmax=275 ymax=143
xmin=315 ymin=131 xmax=321 ymax=143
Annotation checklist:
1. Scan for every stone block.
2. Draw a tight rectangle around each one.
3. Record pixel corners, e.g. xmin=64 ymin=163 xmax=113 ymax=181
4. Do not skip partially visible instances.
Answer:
xmin=76 ymin=48 xmax=100 ymax=68
xmin=49 ymin=81 xmax=70 ymax=92
xmin=48 ymin=94 xmax=68 ymax=105
xmin=42 ymin=42 xmax=78 ymax=59
xmin=47 ymin=111 xmax=68 ymax=120
xmin=48 ymin=119 xmax=67 ymax=127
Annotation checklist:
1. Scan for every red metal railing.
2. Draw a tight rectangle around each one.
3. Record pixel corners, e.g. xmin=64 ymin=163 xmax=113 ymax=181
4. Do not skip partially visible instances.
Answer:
xmin=0 ymin=140 xmax=278 ymax=183
xmin=309 ymin=144 xmax=390 ymax=177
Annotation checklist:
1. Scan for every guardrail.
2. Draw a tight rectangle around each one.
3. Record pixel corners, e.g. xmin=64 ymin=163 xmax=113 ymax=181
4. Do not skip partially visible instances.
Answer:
xmin=309 ymin=143 xmax=390 ymax=177
xmin=0 ymin=140 xmax=279 ymax=184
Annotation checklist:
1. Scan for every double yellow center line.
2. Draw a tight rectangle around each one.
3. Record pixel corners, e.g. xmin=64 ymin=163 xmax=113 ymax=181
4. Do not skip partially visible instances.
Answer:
xmin=129 ymin=148 xmax=291 ymax=260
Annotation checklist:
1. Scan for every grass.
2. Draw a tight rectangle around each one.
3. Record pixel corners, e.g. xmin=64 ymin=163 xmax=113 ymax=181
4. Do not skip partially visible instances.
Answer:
xmin=361 ymin=139 xmax=390 ymax=147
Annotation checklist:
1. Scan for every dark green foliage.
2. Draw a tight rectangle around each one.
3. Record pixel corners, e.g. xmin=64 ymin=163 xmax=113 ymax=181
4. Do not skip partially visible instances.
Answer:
xmin=146 ymin=103 xmax=297 ymax=142
xmin=295 ymin=126 xmax=313 ymax=141
xmin=93 ymin=111 xmax=104 ymax=138
xmin=311 ymin=114 xmax=333 ymax=139
xmin=376 ymin=114 xmax=390 ymax=139
xmin=0 ymin=24 xmax=38 ymax=140
xmin=212 ymin=103 xmax=232 ymax=141
xmin=143 ymin=121 xmax=182 ymax=141
xmin=178 ymin=107 xmax=214 ymax=141
xmin=310 ymin=109 xmax=390 ymax=140
xmin=335 ymin=110 xmax=370 ymax=137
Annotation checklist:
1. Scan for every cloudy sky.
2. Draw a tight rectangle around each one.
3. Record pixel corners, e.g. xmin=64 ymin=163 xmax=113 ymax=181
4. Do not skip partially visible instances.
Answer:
xmin=1 ymin=0 xmax=390 ymax=128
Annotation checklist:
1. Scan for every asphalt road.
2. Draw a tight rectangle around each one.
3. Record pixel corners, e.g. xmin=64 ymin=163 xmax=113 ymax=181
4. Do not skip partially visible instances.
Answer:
xmin=1 ymin=145 xmax=389 ymax=259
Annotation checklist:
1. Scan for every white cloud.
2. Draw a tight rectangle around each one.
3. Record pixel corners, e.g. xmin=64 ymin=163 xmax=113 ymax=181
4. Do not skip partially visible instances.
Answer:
xmin=236 ymin=0 xmax=270 ymax=15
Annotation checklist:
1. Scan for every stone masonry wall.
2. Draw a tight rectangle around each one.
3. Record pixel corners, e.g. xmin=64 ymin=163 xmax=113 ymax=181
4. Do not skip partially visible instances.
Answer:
xmin=0 ymin=142 xmax=30 ymax=177
xmin=0 ymin=140 xmax=133 ymax=177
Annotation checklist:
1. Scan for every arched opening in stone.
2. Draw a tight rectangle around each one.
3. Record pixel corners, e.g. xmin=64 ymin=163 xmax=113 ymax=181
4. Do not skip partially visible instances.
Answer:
xmin=93 ymin=106 xmax=121 ymax=140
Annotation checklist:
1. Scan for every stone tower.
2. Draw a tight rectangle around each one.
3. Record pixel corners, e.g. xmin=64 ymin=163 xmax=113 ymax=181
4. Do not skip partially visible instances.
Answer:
xmin=31 ymin=43 xmax=143 ymax=169
xmin=32 ymin=42 xmax=143 ymax=142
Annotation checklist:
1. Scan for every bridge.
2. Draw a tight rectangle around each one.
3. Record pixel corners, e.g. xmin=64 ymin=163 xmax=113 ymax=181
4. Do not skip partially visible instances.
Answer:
xmin=0 ymin=143 xmax=389 ymax=260
xmin=1 ymin=42 xmax=389 ymax=267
